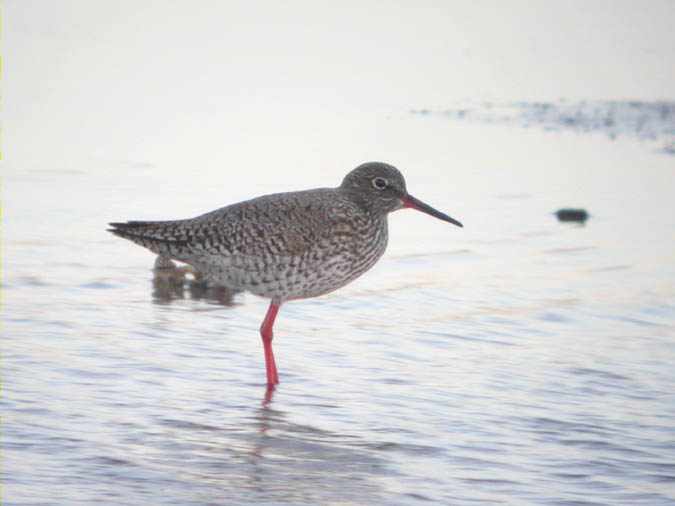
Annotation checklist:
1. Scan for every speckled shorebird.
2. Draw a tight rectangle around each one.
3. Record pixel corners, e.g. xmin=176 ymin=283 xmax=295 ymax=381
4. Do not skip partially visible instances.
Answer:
xmin=109 ymin=162 xmax=462 ymax=387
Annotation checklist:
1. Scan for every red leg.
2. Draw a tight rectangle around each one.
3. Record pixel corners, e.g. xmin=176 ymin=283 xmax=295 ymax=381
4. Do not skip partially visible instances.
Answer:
xmin=260 ymin=301 xmax=281 ymax=386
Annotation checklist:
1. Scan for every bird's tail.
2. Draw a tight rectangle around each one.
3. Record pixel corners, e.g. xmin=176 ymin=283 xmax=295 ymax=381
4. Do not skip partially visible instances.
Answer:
xmin=108 ymin=220 xmax=191 ymax=259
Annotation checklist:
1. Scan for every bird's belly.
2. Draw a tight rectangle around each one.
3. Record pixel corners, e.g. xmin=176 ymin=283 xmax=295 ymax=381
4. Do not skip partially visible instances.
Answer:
xmin=195 ymin=227 xmax=388 ymax=301
xmin=278 ymin=250 xmax=383 ymax=300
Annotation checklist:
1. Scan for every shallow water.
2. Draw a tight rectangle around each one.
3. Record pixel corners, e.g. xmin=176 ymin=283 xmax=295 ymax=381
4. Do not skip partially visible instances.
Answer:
xmin=4 ymin=112 xmax=675 ymax=505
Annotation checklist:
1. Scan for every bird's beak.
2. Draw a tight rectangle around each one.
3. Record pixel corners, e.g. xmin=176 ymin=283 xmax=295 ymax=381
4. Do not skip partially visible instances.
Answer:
xmin=402 ymin=195 xmax=463 ymax=227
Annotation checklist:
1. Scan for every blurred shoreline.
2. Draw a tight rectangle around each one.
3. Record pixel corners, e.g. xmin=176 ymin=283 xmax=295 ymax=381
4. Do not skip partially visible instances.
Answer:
xmin=412 ymin=99 xmax=675 ymax=155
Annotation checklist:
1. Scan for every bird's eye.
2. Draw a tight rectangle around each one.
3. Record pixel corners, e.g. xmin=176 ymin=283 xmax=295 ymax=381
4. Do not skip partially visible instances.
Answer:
xmin=372 ymin=177 xmax=388 ymax=190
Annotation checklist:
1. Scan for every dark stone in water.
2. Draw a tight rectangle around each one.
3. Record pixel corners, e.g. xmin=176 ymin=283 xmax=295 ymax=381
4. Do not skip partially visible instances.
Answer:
xmin=556 ymin=208 xmax=589 ymax=223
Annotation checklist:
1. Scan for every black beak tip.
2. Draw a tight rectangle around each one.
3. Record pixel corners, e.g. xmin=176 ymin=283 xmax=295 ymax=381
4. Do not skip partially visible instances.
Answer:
xmin=403 ymin=194 xmax=463 ymax=228
xmin=446 ymin=217 xmax=463 ymax=228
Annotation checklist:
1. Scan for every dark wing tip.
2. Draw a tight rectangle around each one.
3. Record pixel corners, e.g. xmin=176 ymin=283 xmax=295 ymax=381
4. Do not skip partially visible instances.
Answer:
xmin=107 ymin=221 xmax=141 ymax=237
xmin=108 ymin=221 xmax=152 ymax=229
xmin=107 ymin=227 xmax=127 ymax=237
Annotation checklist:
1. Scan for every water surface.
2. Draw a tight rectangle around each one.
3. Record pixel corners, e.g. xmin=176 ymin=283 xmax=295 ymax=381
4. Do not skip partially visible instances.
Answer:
xmin=4 ymin=112 xmax=675 ymax=505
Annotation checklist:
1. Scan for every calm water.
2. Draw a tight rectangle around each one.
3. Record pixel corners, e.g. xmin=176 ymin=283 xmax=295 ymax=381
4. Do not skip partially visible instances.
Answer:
xmin=4 ymin=111 xmax=675 ymax=505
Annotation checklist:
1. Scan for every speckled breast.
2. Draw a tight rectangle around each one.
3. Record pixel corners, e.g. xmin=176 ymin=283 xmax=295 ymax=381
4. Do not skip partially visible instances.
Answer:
xmin=198 ymin=215 xmax=389 ymax=302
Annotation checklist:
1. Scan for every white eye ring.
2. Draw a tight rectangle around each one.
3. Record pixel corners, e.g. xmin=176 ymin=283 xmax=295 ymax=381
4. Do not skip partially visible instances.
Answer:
xmin=372 ymin=177 xmax=388 ymax=190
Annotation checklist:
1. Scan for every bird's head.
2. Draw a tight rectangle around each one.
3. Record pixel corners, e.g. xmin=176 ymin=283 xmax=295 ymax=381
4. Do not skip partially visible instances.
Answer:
xmin=340 ymin=162 xmax=463 ymax=227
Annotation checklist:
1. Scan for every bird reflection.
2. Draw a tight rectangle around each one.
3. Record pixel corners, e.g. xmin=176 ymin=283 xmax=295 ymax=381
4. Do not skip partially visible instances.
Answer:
xmin=253 ymin=393 xmax=281 ymax=440
xmin=151 ymin=255 xmax=240 ymax=306
xmin=234 ymin=398 xmax=383 ymax=503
